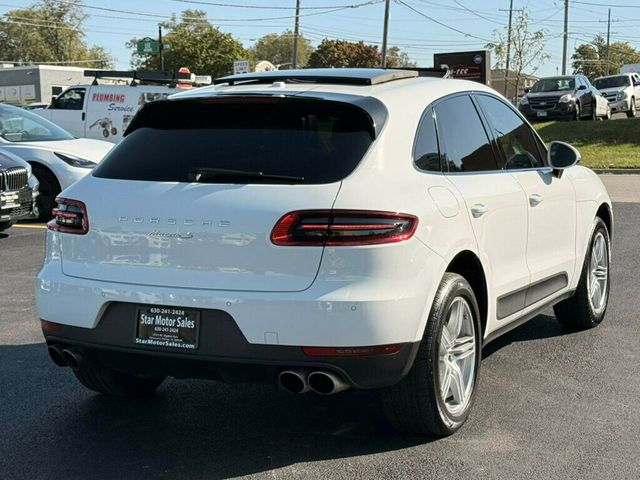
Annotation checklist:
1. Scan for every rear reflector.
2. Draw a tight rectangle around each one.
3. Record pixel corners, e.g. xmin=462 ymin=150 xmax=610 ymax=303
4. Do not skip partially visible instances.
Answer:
xmin=40 ymin=320 xmax=62 ymax=332
xmin=302 ymin=344 xmax=404 ymax=357
xmin=271 ymin=210 xmax=418 ymax=246
xmin=47 ymin=197 xmax=89 ymax=235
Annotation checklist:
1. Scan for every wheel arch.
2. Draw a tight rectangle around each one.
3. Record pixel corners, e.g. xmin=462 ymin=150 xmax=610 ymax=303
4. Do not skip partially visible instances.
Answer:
xmin=445 ymin=250 xmax=488 ymax=336
xmin=28 ymin=160 xmax=62 ymax=187
xmin=596 ymin=202 xmax=613 ymax=239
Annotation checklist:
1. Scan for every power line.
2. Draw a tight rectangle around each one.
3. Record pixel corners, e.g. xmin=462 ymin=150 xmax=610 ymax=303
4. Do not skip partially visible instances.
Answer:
xmin=571 ymin=1 xmax=640 ymax=8
xmin=395 ymin=0 xmax=492 ymax=42
xmin=48 ymin=0 xmax=382 ymax=23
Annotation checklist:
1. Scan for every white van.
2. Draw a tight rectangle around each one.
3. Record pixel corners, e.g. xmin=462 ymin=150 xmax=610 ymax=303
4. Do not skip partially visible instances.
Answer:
xmin=33 ymin=70 xmax=211 ymax=143
xmin=34 ymin=84 xmax=177 ymax=143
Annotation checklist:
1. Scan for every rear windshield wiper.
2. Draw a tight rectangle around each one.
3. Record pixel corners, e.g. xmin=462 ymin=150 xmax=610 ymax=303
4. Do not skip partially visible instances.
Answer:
xmin=189 ymin=168 xmax=305 ymax=184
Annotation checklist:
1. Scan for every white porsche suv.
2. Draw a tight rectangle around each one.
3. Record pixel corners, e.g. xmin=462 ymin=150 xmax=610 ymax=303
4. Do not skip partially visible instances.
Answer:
xmin=36 ymin=69 xmax=612 ymax=436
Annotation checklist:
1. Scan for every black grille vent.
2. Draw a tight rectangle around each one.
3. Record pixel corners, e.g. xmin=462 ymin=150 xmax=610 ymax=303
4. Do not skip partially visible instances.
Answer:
xmin=0 ymin=167 xmax=28 ymax=192
xmin=529 ymin=96 xmax=559 ymax=110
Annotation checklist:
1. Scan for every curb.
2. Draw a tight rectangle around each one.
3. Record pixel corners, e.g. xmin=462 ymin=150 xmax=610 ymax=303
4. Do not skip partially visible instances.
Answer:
xmin=593 ymin=169 xmax=640 ymax=175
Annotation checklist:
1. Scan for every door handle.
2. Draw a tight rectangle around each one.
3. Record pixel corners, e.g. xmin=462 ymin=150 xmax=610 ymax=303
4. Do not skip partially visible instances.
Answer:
xmin=470 ymin=204 xmax=488 ymax=218
xmin=529 ymin=193 xmax=543 ymax=207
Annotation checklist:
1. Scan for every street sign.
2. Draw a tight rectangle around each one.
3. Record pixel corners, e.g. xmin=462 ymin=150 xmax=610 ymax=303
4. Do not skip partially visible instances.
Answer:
xmin=137 ymin=37 xmax=160 ymax=54
xmin=433 ymin=50 xmax=491 ymax=85
xmin=233 ymin=60 xmax=250 ymax=75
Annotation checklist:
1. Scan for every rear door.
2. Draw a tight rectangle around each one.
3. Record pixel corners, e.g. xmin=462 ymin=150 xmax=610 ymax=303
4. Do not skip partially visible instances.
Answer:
xmin=58 ymin=96 xmax=376 ymax=292
xmin=475 ymin=93 xmax=576 ymax=303
xmin=434 ymin=94 xmax=530 ymax=322
xmin=45 ymin=87 xmax=87 ymax=137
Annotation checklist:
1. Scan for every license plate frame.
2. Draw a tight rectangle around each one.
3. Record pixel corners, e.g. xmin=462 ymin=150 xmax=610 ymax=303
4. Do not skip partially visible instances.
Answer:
xmin=135 ymin=306 xmax=201 ymax=350
xmin=0 ymin=192 xmax=20 ymax=209
xmin=536 ymin=111 xmax=548 ymax=117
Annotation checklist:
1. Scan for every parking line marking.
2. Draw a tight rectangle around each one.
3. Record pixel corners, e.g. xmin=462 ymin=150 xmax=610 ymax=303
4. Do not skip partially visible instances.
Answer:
xmin=13 ymin=224 xmax=46 ymax=229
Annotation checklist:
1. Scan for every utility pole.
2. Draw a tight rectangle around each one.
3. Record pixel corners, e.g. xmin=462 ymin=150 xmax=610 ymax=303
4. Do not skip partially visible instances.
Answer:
xmin=381 ymin=0 xmax=390 ymax=68
xmin=562 ymin=0 xmax=569 ymax=75
xmin=292 ymin=0 xmax=301 ymax=69
xmin=504 ymin=0 xmax=514 ymax=97
xmin=606 ymin=8 xmax=611 ymax=75
xmin=158 ymin=24 xmax=165 ymax=71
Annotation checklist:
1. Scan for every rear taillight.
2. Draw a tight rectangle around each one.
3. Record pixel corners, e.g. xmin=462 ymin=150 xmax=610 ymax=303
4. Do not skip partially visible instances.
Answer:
xmin=271 ymin=210 xmax=418 ymax=246
xmin=47 ymin=197 xmax=89 ymax=235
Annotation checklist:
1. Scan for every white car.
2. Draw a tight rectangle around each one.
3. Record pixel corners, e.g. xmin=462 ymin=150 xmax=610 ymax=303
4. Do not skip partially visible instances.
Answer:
xmin=36 ymin=69 xmax=613 ymax=436
xmin=593 ymin=73 xmax=640 ymax=118
xmin=0 ymin=103 xmax=113 ymax=220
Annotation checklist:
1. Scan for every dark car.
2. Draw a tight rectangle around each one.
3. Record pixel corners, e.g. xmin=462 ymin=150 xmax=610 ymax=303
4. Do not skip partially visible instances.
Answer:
xmin=518 ymin=75 xmax=597 ymax=121
xmin=0 ymin=150 xmax=39 ymax=232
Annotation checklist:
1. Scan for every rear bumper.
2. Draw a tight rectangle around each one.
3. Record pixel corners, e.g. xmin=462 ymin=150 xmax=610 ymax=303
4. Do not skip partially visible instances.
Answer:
xmin=42 ymin=302 xmax=421 ymax=389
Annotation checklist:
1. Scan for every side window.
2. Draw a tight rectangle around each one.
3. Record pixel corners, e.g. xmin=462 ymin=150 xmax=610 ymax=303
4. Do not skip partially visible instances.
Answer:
xmin=413 ymin=108 xmax=440 ymax=171
xmin=52 ymin=88 xmax=85 ymax=110
xmin=434 ymin=95 xmax=498 ymax=172
xmin=476 ymin=95 xmax=545 ymax=170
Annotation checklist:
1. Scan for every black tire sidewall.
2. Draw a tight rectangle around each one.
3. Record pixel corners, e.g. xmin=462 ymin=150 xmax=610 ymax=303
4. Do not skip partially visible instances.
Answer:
xmin=32 ymin=166 xmax=60 ymax=222
xmin=426 ymin=275 xmax=482 ymax=431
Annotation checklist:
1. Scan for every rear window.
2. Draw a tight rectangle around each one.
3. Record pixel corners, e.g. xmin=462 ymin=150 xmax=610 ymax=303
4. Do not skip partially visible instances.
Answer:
xmin=92 ymin=97 xmax=375 ymax=184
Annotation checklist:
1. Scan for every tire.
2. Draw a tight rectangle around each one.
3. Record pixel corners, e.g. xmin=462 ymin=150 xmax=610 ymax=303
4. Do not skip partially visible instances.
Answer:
xmin=589 ymin=102 xmax=597 ymax=120
xmin=102 ymin=129 xmax=109 ymax=138
xmin=73 ymin=366 xmax=165 ymax=397
xmin=31 ymin=165 xmax=60 ymax=222
xmin=553 ymin=218 xmax=611 ymax=330
xmin=0 ymin=221 xmax=14 ymax=232
xmin=626 ymin=98 xmax=636 ymax=118
xmin=382 ymin=273 xmax=482 ymax=436
xmin=574 ymin=103 xmax=581 ymax=121
xmin=604 ymin=106 xmax=611 ymax=120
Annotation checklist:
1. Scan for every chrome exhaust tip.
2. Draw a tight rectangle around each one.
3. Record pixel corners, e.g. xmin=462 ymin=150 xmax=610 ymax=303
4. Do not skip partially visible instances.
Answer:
xmin=278 ymin=370 xmax=310 ymax=394
xmin=308 ymin=371 xmax=350 ymax=395
xmin=61 ymin=348 xmax=82 ymax=369
xmin=47 ymin=345 xmax=66 ymax=367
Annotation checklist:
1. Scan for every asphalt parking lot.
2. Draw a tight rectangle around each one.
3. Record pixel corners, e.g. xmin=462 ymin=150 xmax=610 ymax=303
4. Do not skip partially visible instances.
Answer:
xmin=1 ymin=180 xmax=639 ymax=480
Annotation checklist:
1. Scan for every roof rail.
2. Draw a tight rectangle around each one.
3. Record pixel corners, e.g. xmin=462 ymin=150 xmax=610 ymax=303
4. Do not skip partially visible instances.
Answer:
xmin=400 ymin=67 xmax=450 ymax=79
xmin=84 ymin=70 xmax=211 ymax=86
xmin=214 ymin=68 xmax=419 ymax=86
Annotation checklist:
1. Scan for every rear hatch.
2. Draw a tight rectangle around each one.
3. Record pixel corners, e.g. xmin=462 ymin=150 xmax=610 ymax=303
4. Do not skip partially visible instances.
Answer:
xmin=58 ymin=96 xmax=375 ymax=292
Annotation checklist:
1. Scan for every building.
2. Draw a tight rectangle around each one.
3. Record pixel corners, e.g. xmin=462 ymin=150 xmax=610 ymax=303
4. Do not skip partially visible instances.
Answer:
xmin=490 ymin=69 xmax=538 ymax=103
xmin=0 ymin=64 xmax=96 ymax=106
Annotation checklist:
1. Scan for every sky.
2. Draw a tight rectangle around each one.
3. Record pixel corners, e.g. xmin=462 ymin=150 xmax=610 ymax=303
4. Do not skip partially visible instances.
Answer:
xmin=4 ymin=0 xmax=640 ymax=77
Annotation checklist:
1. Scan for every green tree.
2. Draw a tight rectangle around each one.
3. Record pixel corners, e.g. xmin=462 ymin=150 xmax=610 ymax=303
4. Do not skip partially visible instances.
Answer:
xmin=386 ymin=46 xmax=416 ymax=68
xmin=486 ymin=10 xmax=549 ymax=96
xmin=128 ymin=10 xmax=248 ymax=77
xmin=307 ymin=39 xmax=381 ymax=68
xmin=251 ymin=30 xmax=311 ymax=68
xmin=0 ymin=0 xmax=113 ymax=67
xmin=572 ymin=35 xmax=640 ymax=78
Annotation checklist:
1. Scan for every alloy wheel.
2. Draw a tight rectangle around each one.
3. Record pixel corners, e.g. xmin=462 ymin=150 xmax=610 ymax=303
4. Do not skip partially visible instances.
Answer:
xmin=588 ymin=232 xmax=609 ymax=315
xmin=438 ymin=297 xmax=476 ymax=416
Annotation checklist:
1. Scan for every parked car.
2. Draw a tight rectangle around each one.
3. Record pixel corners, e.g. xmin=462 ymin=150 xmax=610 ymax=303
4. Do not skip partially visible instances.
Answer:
xmin=593 ymin=73 xmax=640 ymax=118
xmin=0 ymin=150 xmax=39 ymax=231
xmin=37 ymin=69 xmax=613 ymax=437
xmin=22 ymin=102 xmax=50 ymax=111
xmin=593 ymin=89 xmax=612 ymax=120
xmin=518 ymin=75 xmax=599 ymax=120
xmin=0 ymin=103 xmax=112 ymax=220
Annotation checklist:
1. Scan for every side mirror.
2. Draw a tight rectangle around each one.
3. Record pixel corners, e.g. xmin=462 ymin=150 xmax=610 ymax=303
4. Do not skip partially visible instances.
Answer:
xmin=548 ymin=141 xmax=580 ymax=177
xmin=577 ymin=84 xmax=587 ymax=90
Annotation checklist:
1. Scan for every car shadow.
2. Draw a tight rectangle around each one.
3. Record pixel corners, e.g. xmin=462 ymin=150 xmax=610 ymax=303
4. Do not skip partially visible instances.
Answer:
xmin=1 ymin=343 xmax=430 ymax=479
xmin=482 ymin=313 xmax=575 ymax=359
xmin=2 ymin=313 xmax=575 ymax=479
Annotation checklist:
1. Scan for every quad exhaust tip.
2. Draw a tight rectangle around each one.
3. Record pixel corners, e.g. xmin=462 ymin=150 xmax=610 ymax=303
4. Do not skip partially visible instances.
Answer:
xmin=61 ymin=348 xmax=83 ymax=369
xmin=47 ymin=345 xmax=66 ymax=367
xmin=278 ymin=370 xmax=310 ymax=394
xmin=278 ymin=369 xmax=351 ymax=395
xmin=307 ymin=371 xmax=350 ymax=395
